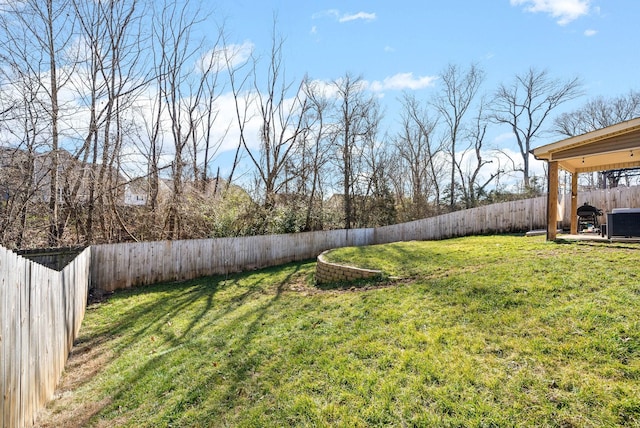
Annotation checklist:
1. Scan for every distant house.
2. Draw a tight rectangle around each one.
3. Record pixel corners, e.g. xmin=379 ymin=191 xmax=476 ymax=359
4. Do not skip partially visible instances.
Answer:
xmin=124 ymin=178 xmax=150 ymax=206
xmin=123 ymin=177 xmax=172 ymax=206
xmin=34 ymin=150 xmax=125 ymax=204
xmin=33 ymin=150 xmax=91 ymax=204
xmin=124 ymin=186 xmax=147 ymax=206
xmin=326 ymin=194 xmax=345 ymax=211
xmin=0 ymin=146 xmax=243 ymax=209
xmin=0 ymin=147 xmax=127 ymax=206
xmin=0 ymin=146 xmax=31 ymax=202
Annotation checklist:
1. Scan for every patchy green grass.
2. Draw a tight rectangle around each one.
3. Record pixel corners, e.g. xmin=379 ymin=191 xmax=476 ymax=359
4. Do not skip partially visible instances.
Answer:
xmin=39 ymin=235 xmax=640 ymax=427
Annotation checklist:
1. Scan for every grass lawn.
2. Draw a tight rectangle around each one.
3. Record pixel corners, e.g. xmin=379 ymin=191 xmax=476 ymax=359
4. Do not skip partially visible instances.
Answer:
xmin=37 ymin=235 xmax=640 ymax=427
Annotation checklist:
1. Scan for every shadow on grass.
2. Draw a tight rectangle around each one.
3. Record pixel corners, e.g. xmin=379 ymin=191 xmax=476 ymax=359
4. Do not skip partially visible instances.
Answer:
xmin=44 ymin=261 xmax=310 ymax=427
xmin=124 ymin=263 xmax=301 ymax=426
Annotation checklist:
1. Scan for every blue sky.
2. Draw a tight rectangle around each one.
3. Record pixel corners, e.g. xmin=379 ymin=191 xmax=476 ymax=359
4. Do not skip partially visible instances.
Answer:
xmin=214 ymin=0 xmax=638 ymax=100
xmin=199 ymin=0 xmax=639 ymax=184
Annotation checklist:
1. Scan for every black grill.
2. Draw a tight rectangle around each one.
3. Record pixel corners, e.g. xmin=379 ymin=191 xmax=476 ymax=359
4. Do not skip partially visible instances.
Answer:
xmin=577 ymin=202 xmax=602 ymax=232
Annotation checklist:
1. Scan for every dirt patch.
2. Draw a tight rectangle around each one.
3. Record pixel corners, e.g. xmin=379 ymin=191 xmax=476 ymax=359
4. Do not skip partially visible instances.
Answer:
xmin=286 ymin=275 xmax=409 ymax=295
xmin=88 ymin=288 xmax=114 ymax=304
xmin=36 ymin=397 xmax=112 ymax=428
xmin=34 ymin=337 xmax=114 ymax=428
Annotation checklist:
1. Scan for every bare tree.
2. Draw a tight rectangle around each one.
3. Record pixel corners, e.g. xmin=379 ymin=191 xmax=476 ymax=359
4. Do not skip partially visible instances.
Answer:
xmin=296 ymin=78 xmax=333 ymax=230
xmin=0 ymin=0 xmax=240 ymax=246
xmin=222 ymin=36 xmax=253 ymax=193
xmin=433 ymin=63 xmax=485 ymax=210
xmin=196 ymin=44 xmax=227 ymax=190
xmin=330 ymin=73 xmax=380 ymax=229
xmin=151 ymin=0 xmax=216 ymax=239
xmin=0 ymin=21 xmax=52 ymax=247
xmin=0 ymin=0 xmax=77 ymax=246
xmin=359 ymin=134 xmax=395 ymax=227
xmin=554 ymin=90 xmax=640 ymax=188
xmin=242 ymin=24 xmax=310 ymax=210
xmin=70 ymin=0 xmax=146 ymax=243
xmin=455 ymin=99 xmax=502 ymax=208
xmin=554 ymin=90 xmax=640 ymax=137
xmin=393 ymin=93 xmax=441 ymax=219
xmin=490 ymin=67 xmax=582 ymax=190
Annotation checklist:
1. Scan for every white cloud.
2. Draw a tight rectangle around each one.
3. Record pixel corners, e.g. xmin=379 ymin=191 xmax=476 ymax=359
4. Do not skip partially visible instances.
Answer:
xmin=368 ymin=72 xmax=438 ymax=92
xmin=510 ymin=0 xmax=591 ymax=25
xmin=479 ymin=148 xmax=547 ymax=190
xmin=305 ymin=79 xmax=341 ymax=99
xmin=339 ymin=12 xmax=376 ymax=23
xmin=493 ymin=132 xmax=516 ymax=145
xmin=306 ymin=73 xmax=436 ymax=100
xmin=584 ymin=29 xmax=597 ymax=36
xmin=384 ymin=46 xmax=395 ymax=53
xmin=313 ymin=9 xmax=376 ymax=23
xmin=311 ymin=9 xmax=338 ymax=21
xmin=197 ymin=41 xmax=253 ymax=72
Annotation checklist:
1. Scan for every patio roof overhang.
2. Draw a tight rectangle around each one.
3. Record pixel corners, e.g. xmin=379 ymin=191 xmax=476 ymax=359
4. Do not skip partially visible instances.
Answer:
xmin=532 ymin=117 xmax=640 ymax=174
xmin=531 ymin=117 xmax=640 ymax=240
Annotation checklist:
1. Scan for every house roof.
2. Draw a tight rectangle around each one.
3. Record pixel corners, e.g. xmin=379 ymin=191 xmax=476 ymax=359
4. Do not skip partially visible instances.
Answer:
xmin=532 ymin=117 xmax=640 ymax=174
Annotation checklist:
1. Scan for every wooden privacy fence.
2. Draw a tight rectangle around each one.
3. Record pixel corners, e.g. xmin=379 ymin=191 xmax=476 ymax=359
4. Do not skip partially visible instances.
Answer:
xmin=91 ymin=186 xmax=640 ymax=292
xmin=0 ymin=246 xmax=90 ymax=428
xmin=566 ymin=186 xmax=640 ymax=222
xmin=374 ymin=196 xmax=549 ymax=243
xmin=15 ymin=247 xmax=86 ymax=272
xmin=91 ymin=196 xmax=551 ymax=291
xmin=92 ymin=229 xmax=375 ymax=291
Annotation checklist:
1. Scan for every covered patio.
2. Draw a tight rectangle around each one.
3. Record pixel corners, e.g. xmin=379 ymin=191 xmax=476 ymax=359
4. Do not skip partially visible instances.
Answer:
xmin=532 ymin=117 xmax=640 ymax=240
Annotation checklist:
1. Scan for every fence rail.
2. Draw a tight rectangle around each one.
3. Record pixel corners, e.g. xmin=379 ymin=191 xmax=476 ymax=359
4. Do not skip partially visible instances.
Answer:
xmin=0 ymin=247 xmax=90 ymax=428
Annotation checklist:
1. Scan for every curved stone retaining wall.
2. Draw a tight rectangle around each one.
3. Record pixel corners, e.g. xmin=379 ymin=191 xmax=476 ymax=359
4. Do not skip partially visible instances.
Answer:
xmin=316 ymin=250 xmax=383 ymax=284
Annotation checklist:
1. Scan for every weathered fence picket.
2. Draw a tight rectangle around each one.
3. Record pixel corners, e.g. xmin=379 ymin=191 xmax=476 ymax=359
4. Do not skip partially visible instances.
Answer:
xmin=0 ymin=247 xmax=90 ymax=428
